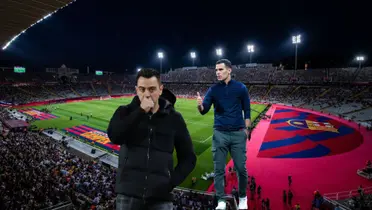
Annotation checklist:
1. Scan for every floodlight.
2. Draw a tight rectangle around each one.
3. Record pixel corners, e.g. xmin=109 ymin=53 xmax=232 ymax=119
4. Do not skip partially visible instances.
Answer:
xmin=292 ymin=35 xmax=301 ymax=44
xmin=247 ymin=45 xmax=254 ymax=53
xmin=157 ymin=52 xmax=164 ymax=59
xmin=190 ymin=52 xmax=196 ymax=59
xmin=356 ymin=56 xmax=365 ymax=61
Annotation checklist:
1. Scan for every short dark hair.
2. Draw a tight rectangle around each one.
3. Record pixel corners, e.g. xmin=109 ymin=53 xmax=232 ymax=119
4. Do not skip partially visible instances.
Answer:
xmin=216 ymin=59 xmax=232 ymax=69
xmin=136 ymin=68 xmax=161 ymax=83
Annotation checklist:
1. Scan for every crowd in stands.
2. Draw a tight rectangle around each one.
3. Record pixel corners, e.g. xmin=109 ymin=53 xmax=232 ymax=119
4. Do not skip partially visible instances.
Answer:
xmin=2 ymin=64 xmax=372 ymax=85
xmin=0 ymin=131 xmax=71 ymax=209
xmin=161 ymin=65 xmax=372 ymax=84
xmin=0 ymin=127 xmax=117 ymax=209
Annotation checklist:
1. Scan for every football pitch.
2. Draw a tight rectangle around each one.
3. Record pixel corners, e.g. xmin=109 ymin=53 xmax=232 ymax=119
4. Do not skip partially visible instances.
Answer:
xmin=28 ymin=97 xmax=267 ymax=190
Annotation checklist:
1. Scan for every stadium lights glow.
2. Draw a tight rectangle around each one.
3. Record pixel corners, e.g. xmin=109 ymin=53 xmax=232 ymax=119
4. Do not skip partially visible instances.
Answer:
xmin=190 ymin=52 xmax=196 ymax=59
xmin=137 ymin=68 xmax=141 ymax=72
xmin=292 ymin=34 xmax=301 ymax=71
xmin=292 ymin=34 xmax=301 ymax=44
xmin=190 ymin=52 xmax=196 ymax=66
xmin=356 ymin=55 xmax=365 ymax=69
xmin=356 ymin=56 xmax=365 ymax=61
xmin=157 ymin=51 xmax=164 ymax=73
xmin=2 ymin=0 xmax=78 ymax=50
xmin=157 ymin=52 xmax=164 ymax=59
xmin=247 ymin=45 xmax=254 ymax=63
xmin=247 ymin=45 xmax=254 ymax=53
xmin=216 ymin=48 xmax=223 ymax=57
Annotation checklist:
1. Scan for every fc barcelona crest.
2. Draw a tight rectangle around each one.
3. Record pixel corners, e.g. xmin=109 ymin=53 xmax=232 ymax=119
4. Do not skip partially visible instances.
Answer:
xmin=287 ymin=119 xmax=339 ymax=133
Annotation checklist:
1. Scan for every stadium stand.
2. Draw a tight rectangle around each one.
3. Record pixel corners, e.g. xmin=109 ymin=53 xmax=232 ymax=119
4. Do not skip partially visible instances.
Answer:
xmin=1 ymin=63 xmax=372 ymax=209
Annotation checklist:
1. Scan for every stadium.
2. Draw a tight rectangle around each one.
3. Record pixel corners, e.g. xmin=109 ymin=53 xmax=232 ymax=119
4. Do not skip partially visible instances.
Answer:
xmin=1 ymin=1 xmax=372 ymax=210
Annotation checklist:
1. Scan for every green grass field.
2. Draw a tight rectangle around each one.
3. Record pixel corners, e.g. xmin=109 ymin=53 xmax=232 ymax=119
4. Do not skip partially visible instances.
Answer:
xmin=26 ymin=97 xmax=267 ymax=190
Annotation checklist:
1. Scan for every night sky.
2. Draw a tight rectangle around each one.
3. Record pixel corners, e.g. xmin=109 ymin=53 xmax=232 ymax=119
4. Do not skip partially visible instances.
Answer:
xmin=1 ymin=0 xmax=371 ymax=73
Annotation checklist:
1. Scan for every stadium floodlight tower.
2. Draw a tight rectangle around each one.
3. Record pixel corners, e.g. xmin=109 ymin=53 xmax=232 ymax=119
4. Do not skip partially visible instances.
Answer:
xmin=356 ymin=56 xmax=365 ymax=69
xmin=190 ymin=52 xmax=196 ymax=66
xmin=247 ymin=44 xmax=254 ymax=64
xmin=157 ymin=51 xmax=164 ymax=73
xmin=292 ymin=34 xmax=301 ymax=71
xmin=216 ymin=48 xmax=223 ymax=57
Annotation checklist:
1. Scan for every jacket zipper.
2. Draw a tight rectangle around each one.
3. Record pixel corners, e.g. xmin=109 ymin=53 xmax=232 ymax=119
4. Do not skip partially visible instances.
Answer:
xmin=143 ymin=114 xmax=152 ymax=202
xmin=168 ymin=170 xmax=171 ymax=187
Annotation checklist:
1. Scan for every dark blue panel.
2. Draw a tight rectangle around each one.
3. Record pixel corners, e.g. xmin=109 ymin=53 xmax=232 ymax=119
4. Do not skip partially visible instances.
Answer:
xmin=273 ymin=144 xmax=331 ymax=158
xmin=275 ymin=109 xmax=295 ymax=113
xmin=275 ymin=126 xmax=304 ymax=131
xmin=271 ymin=112 xmax=311 ymax=124
xmin=259 ymin=135 xmax=307 ymax=151
xmin=271 ymin=118 xmax=294 ymax=124
xmin=316 ymin=116 xmax=330 ymax=122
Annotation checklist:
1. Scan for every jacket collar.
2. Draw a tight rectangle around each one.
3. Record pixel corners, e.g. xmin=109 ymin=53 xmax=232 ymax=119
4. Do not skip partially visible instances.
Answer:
xmin=218 ymin=79 xmax=234 ymax=85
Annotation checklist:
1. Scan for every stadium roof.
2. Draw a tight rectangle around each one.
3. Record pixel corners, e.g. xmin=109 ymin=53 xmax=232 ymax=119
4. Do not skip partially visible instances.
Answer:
xmin=0 ymin=0 xmax=75 ymax=50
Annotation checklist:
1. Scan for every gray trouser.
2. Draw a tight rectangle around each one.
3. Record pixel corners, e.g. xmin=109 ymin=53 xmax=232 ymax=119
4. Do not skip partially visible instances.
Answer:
xmin=116 ymin=194 xmax=173 ymax=210
xmin=212 ymin=129 xmax=248 ymax=201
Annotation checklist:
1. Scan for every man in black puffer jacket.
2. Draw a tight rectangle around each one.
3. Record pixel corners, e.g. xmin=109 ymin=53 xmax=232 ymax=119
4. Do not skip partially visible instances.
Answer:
xmin=108 ymin=68 xmax=196 ymax=210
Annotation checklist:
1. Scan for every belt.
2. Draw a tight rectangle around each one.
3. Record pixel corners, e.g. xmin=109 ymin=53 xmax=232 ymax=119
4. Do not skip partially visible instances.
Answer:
xmin=215 ymin=127 xmax=243 ymax=132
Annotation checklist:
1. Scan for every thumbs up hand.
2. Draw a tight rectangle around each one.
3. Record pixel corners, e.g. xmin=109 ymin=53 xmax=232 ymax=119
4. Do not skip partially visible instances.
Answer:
xmin=196 ymin=92 xmax=203 ymax=106
xmin=196 ymin=92 xmax=206 ymax=113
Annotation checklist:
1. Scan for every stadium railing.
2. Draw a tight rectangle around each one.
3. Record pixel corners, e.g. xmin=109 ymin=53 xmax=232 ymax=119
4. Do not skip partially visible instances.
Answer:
xmin=323 ymin=186 xmax=372 ymax=210
xmin=41 ymin=200 xmax=73 ymax=210
xmin=322 ymin=197 xmax=351 ymax=210
xmin=323 ymin=186 xmax=372 ymax=200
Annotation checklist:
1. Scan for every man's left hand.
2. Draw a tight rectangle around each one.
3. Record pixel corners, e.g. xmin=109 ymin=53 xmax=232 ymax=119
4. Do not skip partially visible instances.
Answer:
xmin=245 ymin=128 xmax=251 ymax=141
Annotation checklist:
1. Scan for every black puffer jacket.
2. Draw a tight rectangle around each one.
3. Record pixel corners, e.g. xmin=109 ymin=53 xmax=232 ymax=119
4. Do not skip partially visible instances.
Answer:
xmin=107 ymin=91 xmax=196 ymax=202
